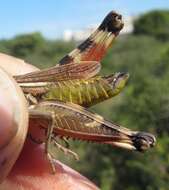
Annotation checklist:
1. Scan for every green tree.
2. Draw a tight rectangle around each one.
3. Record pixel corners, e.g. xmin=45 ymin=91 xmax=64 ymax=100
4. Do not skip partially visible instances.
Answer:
xmin=8 ymin=32 xmax=45 ymax=57
xmin=82 ymin=35 xmax=169 ymax=190
xmin=0 ymin=33 xmax=75 ymax=68
xmin=134 ymin=10 xmax=169 ymax=41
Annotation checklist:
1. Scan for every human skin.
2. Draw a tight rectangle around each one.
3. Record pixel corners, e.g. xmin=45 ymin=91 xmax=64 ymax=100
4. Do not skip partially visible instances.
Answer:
xmin=0 ymin=53 xmax=99 ymax=190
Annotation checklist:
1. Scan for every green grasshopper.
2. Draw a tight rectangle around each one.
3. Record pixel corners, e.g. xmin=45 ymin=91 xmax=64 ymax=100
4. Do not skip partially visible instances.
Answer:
xmin=18 ymin=72 xmax=129 ymax=107
xmin=14 ymin=11 xmax=156 ymax=172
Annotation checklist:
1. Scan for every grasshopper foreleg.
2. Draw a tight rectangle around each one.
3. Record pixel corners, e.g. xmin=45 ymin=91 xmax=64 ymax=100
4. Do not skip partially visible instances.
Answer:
xmin=26 ymin=94 xmax=38 ymax=105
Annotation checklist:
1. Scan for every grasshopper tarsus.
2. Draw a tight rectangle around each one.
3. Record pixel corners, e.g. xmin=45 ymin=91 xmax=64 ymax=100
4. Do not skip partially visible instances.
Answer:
xmin=52 ymin=138 xmax=79 ymax=161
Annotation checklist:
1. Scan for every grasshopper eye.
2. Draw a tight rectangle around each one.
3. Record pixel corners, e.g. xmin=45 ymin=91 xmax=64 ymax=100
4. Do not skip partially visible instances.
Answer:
xmin=113 ymin=76 xmax=118 ymax=83
xmin=108 ymin=72 xmax=129 ymax=89
xmin=0 ymin=67 xmax=28 ymax=183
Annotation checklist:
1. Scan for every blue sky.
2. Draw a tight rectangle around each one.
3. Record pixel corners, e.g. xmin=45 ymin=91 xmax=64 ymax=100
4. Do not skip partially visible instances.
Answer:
xmin=0 ymin=0 xmax=168 ymax=39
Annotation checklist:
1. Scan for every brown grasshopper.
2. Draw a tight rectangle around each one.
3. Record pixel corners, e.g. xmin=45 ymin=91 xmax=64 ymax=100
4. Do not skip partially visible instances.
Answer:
xmin=14 ymin=11 xmax=156 ymax=172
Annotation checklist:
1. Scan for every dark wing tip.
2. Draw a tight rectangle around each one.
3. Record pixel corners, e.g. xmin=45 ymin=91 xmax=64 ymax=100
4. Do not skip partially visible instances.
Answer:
xmin=98 ymin=11 xmax=124 ymax=33
xmin=132 ymin=132 xmax=156 ymax=152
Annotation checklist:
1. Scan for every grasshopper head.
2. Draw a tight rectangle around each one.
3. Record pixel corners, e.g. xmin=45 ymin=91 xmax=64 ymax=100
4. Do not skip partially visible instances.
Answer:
xmin=105 ymin=72 xmax=129 ymax=96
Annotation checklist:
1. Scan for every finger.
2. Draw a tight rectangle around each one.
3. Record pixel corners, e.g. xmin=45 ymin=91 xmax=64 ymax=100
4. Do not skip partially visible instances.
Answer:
xmin=1 ymin=138 xmax=99 ymax=190
xmin=0 ymin=66 xmax=28 ymax=183
xmin=0 ymin=53 xmax=99 ymax=190
xmin=0 ymin=53 xmax=39 ymax=75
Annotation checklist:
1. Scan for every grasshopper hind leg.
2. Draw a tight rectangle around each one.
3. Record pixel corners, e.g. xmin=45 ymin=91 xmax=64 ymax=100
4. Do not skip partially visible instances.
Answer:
xmin=44 ymin=112 xmax=79 ymax=174
xmin=44 ymin=112 xmax=57 ymax=173
xmin=29 ymin=106 xmax=79 ymax=174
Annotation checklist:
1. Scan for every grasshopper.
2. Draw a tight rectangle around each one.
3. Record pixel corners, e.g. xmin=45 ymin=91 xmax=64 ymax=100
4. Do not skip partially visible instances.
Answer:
xmin=18 ymin=72 xmax=129 ymax=107
xmin=14 ymin=11 xmax=156 ymax=172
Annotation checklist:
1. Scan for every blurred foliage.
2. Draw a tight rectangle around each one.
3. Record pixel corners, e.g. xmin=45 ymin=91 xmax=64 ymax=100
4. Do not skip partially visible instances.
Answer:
xmin=0 ymin=32 xmax=75 ymax=68
xmin=134 ymin=10 xmax=169 ymax=41
xmin=0 ymin=9 xmax=169 ymax=190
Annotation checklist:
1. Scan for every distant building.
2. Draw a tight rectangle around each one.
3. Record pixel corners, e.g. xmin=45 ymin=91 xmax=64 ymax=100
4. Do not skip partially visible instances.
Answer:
xmin=63 ymin=16 xmax=134 ymax=42
xmin=63 ymin=25 xmax=96 ymax=42
xmin=121 ymin=16 xmax=134 ymax=34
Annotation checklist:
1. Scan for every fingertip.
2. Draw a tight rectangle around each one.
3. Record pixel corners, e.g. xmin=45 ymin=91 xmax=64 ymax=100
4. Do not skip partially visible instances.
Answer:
xmin=3 ymin=138 xmax=99 ymax=190
xmin=0 ymin=67 xmax=28 ymax=183
xmin=0 ymin=53 xmax=39 ymax=75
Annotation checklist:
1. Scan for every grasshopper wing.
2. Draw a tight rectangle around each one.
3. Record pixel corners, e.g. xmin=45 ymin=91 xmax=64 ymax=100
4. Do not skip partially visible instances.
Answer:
xmin=59 ymin=11 xmax=124 ymax=65
xmin=14 ymin=11 xmax=123 ymax=83
xmin=14 ymin=61 xmax=100 ymax=83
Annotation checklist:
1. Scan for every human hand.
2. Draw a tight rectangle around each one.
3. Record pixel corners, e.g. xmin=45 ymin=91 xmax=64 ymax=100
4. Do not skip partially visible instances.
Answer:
xmin=0 ymin=53 xmax=99 ymax=190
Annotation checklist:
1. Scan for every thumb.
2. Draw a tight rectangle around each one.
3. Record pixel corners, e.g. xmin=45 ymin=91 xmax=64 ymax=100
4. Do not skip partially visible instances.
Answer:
xmin=0 ymin=66 xmax=28 ymax=183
